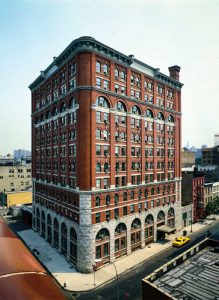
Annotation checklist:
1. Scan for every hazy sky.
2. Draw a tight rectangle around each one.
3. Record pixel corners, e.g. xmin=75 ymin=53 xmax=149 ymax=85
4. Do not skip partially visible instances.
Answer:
xmin=0 ymin=0 xmax=219 ymax=154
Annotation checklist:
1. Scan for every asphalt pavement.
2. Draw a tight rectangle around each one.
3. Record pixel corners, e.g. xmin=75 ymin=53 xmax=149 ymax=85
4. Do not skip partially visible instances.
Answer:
xmin=67 ymin=220 xmax=219 ymax=300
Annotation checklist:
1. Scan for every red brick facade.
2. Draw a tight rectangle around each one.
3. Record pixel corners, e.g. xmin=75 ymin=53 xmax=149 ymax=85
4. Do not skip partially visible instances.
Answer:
xmin=30 ymin=37 xmax=183 ymax=272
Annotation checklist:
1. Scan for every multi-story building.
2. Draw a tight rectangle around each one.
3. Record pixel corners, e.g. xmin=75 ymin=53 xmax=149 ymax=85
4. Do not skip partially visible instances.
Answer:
xmin=181 ymin=148 xmax=195 ymax=168
xmin=29 ymin=36 xmax=183 ymax=273
xmin=204 ymin=181 xmax=219 ymax=208
xmin=0 ymin=165 xmax=32 ymax=193
xmin=202 ymin=145 xmax=219 ymax=165
xmin=14 ymin=149 xmax=31 ymax=160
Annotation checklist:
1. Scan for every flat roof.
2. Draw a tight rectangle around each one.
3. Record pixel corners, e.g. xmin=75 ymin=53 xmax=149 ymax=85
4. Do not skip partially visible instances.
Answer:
xmin=153 ymin=247 xmax=219 ymax=300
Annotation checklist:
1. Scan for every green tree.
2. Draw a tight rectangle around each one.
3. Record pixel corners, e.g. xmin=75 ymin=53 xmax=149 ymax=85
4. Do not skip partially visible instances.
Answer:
xmin=205 ymin=200 xmax=217 ymax=215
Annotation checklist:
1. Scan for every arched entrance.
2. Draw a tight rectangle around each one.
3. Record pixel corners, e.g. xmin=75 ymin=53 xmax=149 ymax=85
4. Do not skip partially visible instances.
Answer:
xmin=131 ymin=218 xmax=141 ymax=252
xmin=157 ymin=211 xmax=165 ymax=240
xmin=167 ymin=208 xmax=175 ymax=227
xmin=95 ymin=228 xmax=110 ymax=266
xmin=61 ymin=223 xmax=67 ymax=256
xmin=70 ymin=228 xmax=77 ymax=265
xmin=47 ymin=214 xmax=52 ymax=243
xmin=145 ymin=215 xmax=154 ymax=245
xmin=115 ymin=223 xmax=127 ymax=258
xmin=41 ymin=211 xmax=45 ymax=238
xmin=53 ymin=218 xmax=59 ymax=249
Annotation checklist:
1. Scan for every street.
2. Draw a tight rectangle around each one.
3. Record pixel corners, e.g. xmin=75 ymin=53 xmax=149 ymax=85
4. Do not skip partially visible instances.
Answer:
xmin=66 ymin=220 xmax=219 ymax=300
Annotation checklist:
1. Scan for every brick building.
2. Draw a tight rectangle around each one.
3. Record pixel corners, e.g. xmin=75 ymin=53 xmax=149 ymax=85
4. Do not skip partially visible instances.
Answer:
xmin=29 ymin=36 xmax=183 ymax=273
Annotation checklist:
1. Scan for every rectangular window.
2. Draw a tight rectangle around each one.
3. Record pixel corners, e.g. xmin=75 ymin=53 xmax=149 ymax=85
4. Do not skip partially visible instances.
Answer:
xmin=104 ymin=145 xmax=109 ymax=156
xmin=96 ymin=77 xmax=101 ymax=87
xmin=104 ymin=113 xmax=109 ymax=123
xmin=115 ymin=177 xmax=119 ymax=187
xmin=123 ymin=206 xmax=127 ymax=216
xmin=106 ymin=210 xmax=110 ymax=220
xmin=104 ymin=80 xmax=109 ymax=90
xmin=96 ymin=145 xmax=101 ymax=155
xmin=104 ymin=178 xmax=109 ymax=189
xmin=121 ymin=86 xmax=125 ymax=95
xmin=115 ymin=208 xmax=119 ymax=218
xmin=121 ymin=116 xmax=126 ymax=125
xmin=96 ymin=179 xmax=101 ymax=189
xmin=115 ymin=84 xmax=119 ymax=93
xmin=96 ymin=111 xmax=101 ymax=122
xmin=115 ymin=239 xmax=119 ymax=252
xmin=104 ymin=243 xmax=109 ymax=256
xmin=151 ymin=200 xmax=154 ymax=208
xmin=131 ymin=147 xmax=135 ymax=156
xmin=96 ymin=245 xmax=101 ymax=259
xmin=95 ymin=212 xmax=100 ymax=223
xmin=130 ymin=205 xmax=134 ymax=214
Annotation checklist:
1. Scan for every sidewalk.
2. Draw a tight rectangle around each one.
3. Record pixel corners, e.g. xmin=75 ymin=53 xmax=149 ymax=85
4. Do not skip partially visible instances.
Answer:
xmin=11 ymin=218 xmax=216 ymax=292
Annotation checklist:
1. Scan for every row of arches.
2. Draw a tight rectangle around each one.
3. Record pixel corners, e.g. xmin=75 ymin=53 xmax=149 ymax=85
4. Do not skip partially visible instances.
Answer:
xmin=35 ymin=210 xmax=77 ymax=264
xmin=96 ymin=97 xmax=175 ymax=122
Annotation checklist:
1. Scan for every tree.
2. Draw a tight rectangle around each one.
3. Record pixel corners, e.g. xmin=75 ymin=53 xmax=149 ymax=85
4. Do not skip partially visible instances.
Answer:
xmin=205 ymin=200 xmax=217 ymax=215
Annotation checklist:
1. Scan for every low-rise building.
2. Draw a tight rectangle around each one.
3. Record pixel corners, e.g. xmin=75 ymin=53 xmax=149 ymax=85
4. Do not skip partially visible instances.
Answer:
xmin=0 ymin=165 xmax=32 ymax=192
xmin=0 ymin=191 xmax=32 ymax=208
xmin=204 ymin=181 xmax=219 ymax=207
xmin=181 ymin=204 xmax=193 ymax=228
xmin=181 ymin=148 xmax=195 ymax=168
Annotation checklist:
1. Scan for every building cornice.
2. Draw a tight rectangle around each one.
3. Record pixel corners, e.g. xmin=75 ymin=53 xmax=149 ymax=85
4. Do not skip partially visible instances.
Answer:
xmin=29 ymin=36 xmax=183 ymax=91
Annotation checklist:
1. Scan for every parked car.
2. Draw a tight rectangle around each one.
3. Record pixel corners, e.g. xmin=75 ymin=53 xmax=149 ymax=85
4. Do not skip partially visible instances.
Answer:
xmin=172 ymin=236 xmax=190 ymax=247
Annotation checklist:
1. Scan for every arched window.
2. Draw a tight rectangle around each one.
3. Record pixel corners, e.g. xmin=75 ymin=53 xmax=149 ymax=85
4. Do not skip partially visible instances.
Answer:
xmin=115 ymin=193 xmax=119 ymax=204
xmin=131 ymin=191 xmax=135 ymax=199
xmin=137 ymin=162 xmax=141 ymax=170
xmin=61 ymin=223 xmax=67 ymax=256
xmin=41 ymin=211 xmax=45 ymax=238
xmin=157 ymin=211 xmax=165 ymax=221
xmin=115 ymin=223 xmax=126 ymax=234
xmin=115 ymin=131 xmax=119 ymax=140
xmin=115 ymin=68 xmax=119 ymax=79
xmin=145 ymin=189 xmax=148 ymax=198
xmin=96 ymin=163 xmax=101 ymax=172
xmin=70 ymin=228 xmax=77 ymax=264
xmin=151 ymin=188 xmax=154 ymax=195
xmin=95 ymin=196 xmax=100 ymax=207
xmin=157 ymin=161 xmax=161 ymax=169
xmin=131 ymin=162 xmax=135 ymax=170
xmin=46 ymin=111 xmax=51 ymax=119
xmin=168 ymin=208 xmax=174 ymax=216
xmin=157 ymin=112 xmax=164 ymax=120
xmin=131 ymin=75 xmax=134 ymax=84
xmin=96 ymin=129 xmax=101 ymax=139
xmin=116 ymin=162 xmax=120 ymax=172
xmin=96 ymin=228 xmax=110 ymax=240
xmin=131 ymin=218 xmax=141 ymax=228
xmin=146 ymin=109 xmax=153 ymax=118
xmin=96 ymin=61 xmax=101 ymax=73
xmin=138 ymin=190 xmax=142 ymax=198
xmin=47 ymin=214 xmax=52 ymax=244
xmin=157 ymin=186 xmax=160 ymax=194
xmin=36 ymin=208 xmax=40 ymax=231
xmin=54 ymin=218 xmax=59 ymax=249
xmin=132 ymin=105 xmax=141 ymax=115
xmin=145 ymin=214 xmax=154 ymax=224
xmin=106 ymin=194 xmax=110 ymax=205
xmin=104 ymin=163 xmax=109 ymax=172
xmin=168 ymin=115 xmax=174 ymax=123
xmin=96 ymin=96 xmax=110 ymax=108
xmin=117 ymin=101 xmax=127 ymax=112
xmin=122 ymin=162 xmax=126 ymax=171
xmin=145 ymin=162 xmax=148 ymax=170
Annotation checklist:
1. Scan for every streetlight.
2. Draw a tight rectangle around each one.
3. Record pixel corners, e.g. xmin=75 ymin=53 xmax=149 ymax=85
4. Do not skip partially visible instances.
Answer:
xmin=94 ymin=259 xmax=119 ymax=300
xmin=190 ymin=202 xmax=193 ymax=233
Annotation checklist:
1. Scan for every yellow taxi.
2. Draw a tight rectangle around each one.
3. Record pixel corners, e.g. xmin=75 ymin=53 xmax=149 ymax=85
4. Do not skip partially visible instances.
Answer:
xmin=172 ymin=236 xmax=190 ymax=247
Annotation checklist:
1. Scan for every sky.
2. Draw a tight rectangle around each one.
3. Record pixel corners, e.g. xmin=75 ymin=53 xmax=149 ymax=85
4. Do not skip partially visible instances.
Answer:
xmin=0 ymin=0 xmax=219 ymax=154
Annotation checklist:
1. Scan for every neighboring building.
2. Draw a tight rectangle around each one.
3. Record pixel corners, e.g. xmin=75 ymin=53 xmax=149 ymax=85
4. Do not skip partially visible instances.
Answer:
xmin=181 ymin=148 xmax=195 ymax=168
xmin=181 ymin=204 xmax=193 ymax=228
xmin=214 ymin=133 xmax=219 ymax=146
xmin=204 ymin=181 xmax=219 ymax=208
xmin=30 ymin=36 xmax=183 ymax=273
xmin=142 ymin=238 xmax=219 ymax=300
xmin=0 ymin=191 xmax=32 ymax=208
xmin=182 ymin=169 xmax=204 ymax=222
xmin=0 ymin=155 xmax=14 ymax=166
xmin=0 ymin=165 xmax=32 ymax=193
xmin=202 ymin=145 xmax=219 ymax=165
xmin=14 ymin=149 xmax=31 ymax=160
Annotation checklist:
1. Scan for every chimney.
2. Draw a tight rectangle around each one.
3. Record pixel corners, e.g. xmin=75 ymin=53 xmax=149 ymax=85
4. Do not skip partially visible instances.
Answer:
xmin=168 ymin=65 xmax=181 ymax=81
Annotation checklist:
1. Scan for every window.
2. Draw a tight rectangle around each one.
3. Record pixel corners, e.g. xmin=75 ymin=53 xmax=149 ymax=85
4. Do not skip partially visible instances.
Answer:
xmin=104 ymin=145 xmax=109 ymax=156
xmin=103 ymin=64 xmax=108 ymax=75
xmin=104 ymin=178 xmax=109 ymax=189
xmin=106 ymin=210 xmax=111 ymax=220
xmin=95 ymin=213 xmax=100 ymax=223
xmin=96 ymin=245 xmax=101 ymax=259
xmin=96 ymin=111 xmax=101 ymax=122
xmin=96 ymin=145 xmax=101 ymax=155
xmin=123 ymin=192 xmax=127 ymax=201
xmin=121 ymin=71 xmax=125 ymax=81
xmin=115 ymin=68 xmax=119 ymax=79
xmin=96 ymin=77 xmax=101 ymax=88
xmin=114 ymin=208 xmax=119 ymax=218
xmin=115 ymin=84 xmax=119 ymax=93
xmin=123 ymin=206 xmax=127 ymax=216
xmin=104 ymin=113 xmax=109 ymax=123
xmin=121 ymin=116 xmax=126 ymax=125
xmin=131 ymin=191 xmax=134 ymax=199
xmin=96 ymin=163 xmax=101 ymax=172
xmin=103 ymin=130 xmax=108 ymax=140
xmin=96 ymin=61 xmax=101 ymax=72
xmin=130 ymin=205 xmax=134 ymax=214
xmin=106 ymin=195 xmax=110 ymax=205
xmin=117 ymin=101 xmax=126 ymax=112
xmin=96 ymin=179 xmax=101 ymax=189
xmin=96 ymin=129 xmax=101 ymax=139
xmin=104 ymin=80 xmax=109 ymax=90
xmin=95 ymin=196 xmax=100 ymax=206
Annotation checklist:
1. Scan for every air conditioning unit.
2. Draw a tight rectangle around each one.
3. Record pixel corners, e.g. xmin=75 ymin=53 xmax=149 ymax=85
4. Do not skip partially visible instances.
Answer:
xmin=104 ymin=120 xmax=108 ymax=124
xmin=104 ymin=185 xmax=108 ymax=189
xmin=104 ymin=153 xmax=108 ymax=157
xmin=104 ymin=137 xmax=107 ymax=140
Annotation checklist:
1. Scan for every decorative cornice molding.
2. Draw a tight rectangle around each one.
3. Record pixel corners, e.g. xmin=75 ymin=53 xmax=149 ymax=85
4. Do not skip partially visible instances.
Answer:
xmin=29 ymin=36 xmax=183 ymax=91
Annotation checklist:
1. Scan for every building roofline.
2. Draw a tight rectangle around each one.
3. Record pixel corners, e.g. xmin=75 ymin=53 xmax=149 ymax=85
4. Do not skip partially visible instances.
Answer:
xmin=29 ymin=36 xmax=183 ymax=91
